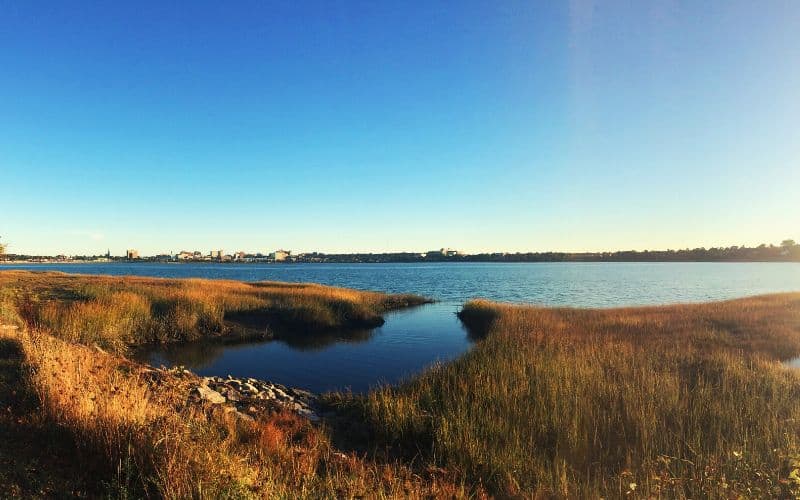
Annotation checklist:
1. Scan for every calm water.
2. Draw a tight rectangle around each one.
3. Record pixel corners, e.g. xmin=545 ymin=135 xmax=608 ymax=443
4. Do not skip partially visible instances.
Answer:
xmin=4 ymin=262 xmax=800 ymax=392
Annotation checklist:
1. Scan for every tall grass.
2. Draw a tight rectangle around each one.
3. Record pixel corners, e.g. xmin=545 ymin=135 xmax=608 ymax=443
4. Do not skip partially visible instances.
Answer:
xmin=0 ymin=271 xmax=429 ymax=352
xmin=13 ymin=328 xmax=470 ymax=498
xmin=345 ymin=294 xmax=800 ymax=497
xmin=6 ymin=269 xmax=800 ymax=497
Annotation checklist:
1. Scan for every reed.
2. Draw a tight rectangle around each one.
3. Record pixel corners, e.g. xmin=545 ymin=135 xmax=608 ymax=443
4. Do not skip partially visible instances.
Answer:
xmin=5 ymin=327 xmax=469 ymax=498
xmin=342 ymin=293 xmax=800 ymax=497
xmin=4 ymin=268 xmax=800 ymax=497
xmin=0 ymin=270 xmax=429 ymax=352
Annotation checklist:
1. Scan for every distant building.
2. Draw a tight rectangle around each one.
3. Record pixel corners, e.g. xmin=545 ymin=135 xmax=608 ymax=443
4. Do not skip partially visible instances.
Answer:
xmin=126 ymin=249 xmax=139 ymax=260
xmin=426 ymin=248 xmax=461 ymax=258
xmin=177 ymin=251 xmax=193 ymax=261
xmin=209 ymin=249 xmax=223 ymax=260
xmin=270 ymin=249 xmax=290 ymax=261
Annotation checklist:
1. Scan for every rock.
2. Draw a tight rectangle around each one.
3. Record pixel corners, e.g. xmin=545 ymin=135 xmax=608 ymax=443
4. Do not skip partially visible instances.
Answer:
xmin=174 ymin=370 xmax=321 ymax=423
xmin=194 ymin=385 xmax=226 ymax=404
xmin=291 ymin=388 xmax=315 ymax=400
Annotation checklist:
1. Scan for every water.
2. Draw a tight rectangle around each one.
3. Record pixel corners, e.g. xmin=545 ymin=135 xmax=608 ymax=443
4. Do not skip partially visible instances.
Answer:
xmin=5 ymin=261 xmax=800 ymax=305
xmin=4 ymin=262 xmax=800 ymax=392
xmin=133 ymin=302 xmax=469 ymax=393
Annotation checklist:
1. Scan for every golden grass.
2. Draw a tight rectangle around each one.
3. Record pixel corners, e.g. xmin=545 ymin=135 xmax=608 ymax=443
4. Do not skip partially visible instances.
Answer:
xmin=342 ymin=293 xmax=800 ymax=497
xmin=0 ymin=271 xmax=458 ymax=497
xmin=18 ymin=330 xmax=247 ymax=497
xmin=0 ymin=270 xmax=429 ymax=352
xmin=5 ymin=268 xmax=800 ymax=497
xmin=9 ymin=328 xmax=471 ymax=498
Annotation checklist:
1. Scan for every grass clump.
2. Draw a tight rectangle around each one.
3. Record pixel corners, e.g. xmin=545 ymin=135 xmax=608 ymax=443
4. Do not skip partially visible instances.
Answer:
xmin=0 ymin=271 xmax=430 ymax=352
xmin=4 ymin=327 xmax=472 ymax=498
xmin=339 ymin=293 xmax=800 ymax=497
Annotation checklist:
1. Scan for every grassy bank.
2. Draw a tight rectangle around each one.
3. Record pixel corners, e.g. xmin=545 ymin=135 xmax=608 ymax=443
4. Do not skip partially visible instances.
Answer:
xmin=344 ymin=294 xmax=800 ymax=497
xmin=3 ymin=270 xmax=800 ymax=497
xmin=1 ymin=328 xmax=469 ymax=498
xmin=0 ymin=270 xmax=429 ymax=352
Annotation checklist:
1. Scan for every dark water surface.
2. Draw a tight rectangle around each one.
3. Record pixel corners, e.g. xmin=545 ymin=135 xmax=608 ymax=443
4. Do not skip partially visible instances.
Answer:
xmin=4 ymin=262 xmax=800 ymax=392
xmin=133 ymin=302 xmax=468 ymax=393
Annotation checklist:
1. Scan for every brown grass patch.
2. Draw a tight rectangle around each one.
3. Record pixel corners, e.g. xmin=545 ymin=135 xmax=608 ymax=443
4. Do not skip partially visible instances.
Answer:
xmin=0 ymin=270 xmax=430 ymax=353
xmin=343 ymin=293 xmax=800 ymax=497
xmin=7 ymin=326 xmax=472 ymax=497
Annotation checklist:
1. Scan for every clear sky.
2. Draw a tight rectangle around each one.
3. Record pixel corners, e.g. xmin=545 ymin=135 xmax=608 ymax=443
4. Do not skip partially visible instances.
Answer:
xmin=1 ymin=1 xmax=798 ymax=256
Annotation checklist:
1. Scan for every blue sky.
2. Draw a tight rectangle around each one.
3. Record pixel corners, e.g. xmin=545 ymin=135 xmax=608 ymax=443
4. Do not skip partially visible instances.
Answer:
xmin=1 ymin=1 xmax=798 ymax=255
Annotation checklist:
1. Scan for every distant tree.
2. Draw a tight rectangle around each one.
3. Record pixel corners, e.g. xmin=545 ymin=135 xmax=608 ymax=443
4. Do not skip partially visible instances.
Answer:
xmin=781 ymin=239 xmax=797 ymax=247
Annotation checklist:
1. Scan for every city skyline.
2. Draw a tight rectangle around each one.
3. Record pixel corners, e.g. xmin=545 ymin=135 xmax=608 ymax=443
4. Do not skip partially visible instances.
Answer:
xmin=2 ymin=1 xmax=799 ymax=255
xmin=3 ymin=240 xmax=799 ymax=261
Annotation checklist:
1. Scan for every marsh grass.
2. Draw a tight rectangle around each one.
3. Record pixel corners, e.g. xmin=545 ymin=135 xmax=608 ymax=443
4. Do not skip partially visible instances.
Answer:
xmin=0 ymin=270 xmax=467 ymax=498
xmin=0 ymin=271 xmax=429 ymax=352
xmin=11 ymin=328 xmax=471 ymax=498
xmin=5 ymin=268 xmax=800 ymax=497
xmin=337 ymin=294 xmax=800 ymax=497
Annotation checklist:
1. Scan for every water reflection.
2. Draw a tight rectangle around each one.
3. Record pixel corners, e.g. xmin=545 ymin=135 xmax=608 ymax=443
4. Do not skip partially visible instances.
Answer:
xmin=135 ymin=324 xmax=379 ymax=368
xmin=277 ymin=328 xmax=375 ymax=350
xmin=135 ymin=339 xmax=230 ymax=370
xmin=133 ymin=302 xmax=474 ymax=393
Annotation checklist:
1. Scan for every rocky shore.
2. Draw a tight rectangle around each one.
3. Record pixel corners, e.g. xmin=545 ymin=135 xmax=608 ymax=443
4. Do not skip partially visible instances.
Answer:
xmin=142 ymin=365 xmax=320 ymax=423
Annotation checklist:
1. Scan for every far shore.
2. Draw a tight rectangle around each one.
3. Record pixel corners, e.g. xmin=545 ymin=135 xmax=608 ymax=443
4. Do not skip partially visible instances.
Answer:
xmin=2 ymin=240 xmax=799 ymax=264
xmin=3 ymin=258 xmax=800 ymax=265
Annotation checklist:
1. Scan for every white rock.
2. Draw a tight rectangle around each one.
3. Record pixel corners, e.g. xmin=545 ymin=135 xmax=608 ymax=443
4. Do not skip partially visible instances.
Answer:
xmin=194 ymin=385 xmax=226 ymax=404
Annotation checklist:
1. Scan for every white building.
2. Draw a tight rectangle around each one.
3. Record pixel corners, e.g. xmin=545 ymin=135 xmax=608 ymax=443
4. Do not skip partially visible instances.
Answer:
xmin=270 ymin=249 xmax=290 ymax=261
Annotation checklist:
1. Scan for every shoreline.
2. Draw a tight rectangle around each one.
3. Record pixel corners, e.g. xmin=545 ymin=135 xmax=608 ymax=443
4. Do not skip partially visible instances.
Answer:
xmin=4 ymin=259 xmax=800 ymax=264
